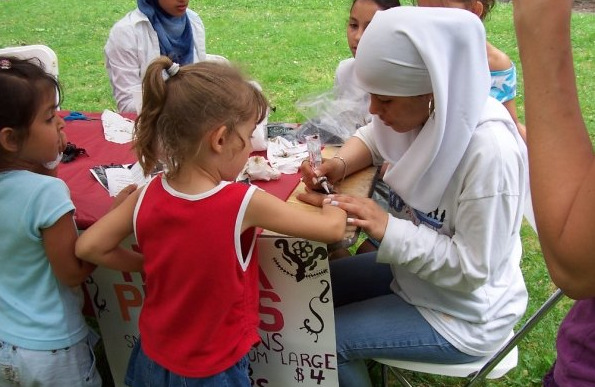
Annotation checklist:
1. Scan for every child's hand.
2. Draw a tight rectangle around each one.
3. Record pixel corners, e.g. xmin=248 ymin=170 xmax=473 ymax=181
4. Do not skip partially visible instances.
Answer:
xmin=296 ymin=187 xmax=329 ymax=207
xmin=110 ymin=184 xmax=138 ymax=210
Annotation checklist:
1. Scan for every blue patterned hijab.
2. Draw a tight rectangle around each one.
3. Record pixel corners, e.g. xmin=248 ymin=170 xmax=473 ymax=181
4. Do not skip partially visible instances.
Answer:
xmin=137 ymin=0 xmax=194 ymax=64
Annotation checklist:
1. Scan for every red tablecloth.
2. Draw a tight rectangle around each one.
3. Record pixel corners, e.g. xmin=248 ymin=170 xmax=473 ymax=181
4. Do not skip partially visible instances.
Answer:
xmin=57 ymin=111 xmax=302 ymax=229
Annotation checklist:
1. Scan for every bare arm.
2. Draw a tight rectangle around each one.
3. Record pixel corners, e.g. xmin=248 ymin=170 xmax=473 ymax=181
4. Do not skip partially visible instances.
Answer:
xmin=514 ymin=0 xmax=595 ymax=299
xmin=43 ymin=212 xmax=96 ymax=287
xmin=334 ymin=136 xmax=375 ymax=175
xmin=244 ymin=189 xmax=347 ymax=244
xmin=76 ymin=189 xmax=144 ymax=272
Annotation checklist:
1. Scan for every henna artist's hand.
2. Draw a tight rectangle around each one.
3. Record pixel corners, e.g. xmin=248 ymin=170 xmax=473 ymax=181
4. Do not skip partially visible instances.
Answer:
xmin=299 ymin=156 xmax=346 ymax=192
xmin=320 ymin=194 xmax=389 ymax=242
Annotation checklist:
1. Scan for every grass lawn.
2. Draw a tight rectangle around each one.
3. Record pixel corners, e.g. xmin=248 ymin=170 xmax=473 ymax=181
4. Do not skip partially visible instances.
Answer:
xmin=1 ymin=1 xmax=593 ymax=386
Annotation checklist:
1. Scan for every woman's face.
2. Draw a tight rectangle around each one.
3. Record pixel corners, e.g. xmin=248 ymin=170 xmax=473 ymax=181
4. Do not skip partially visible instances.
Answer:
xmin=368 ymin=93 xmax=433 ymax=133
xmin=347 ymin=0 xmax=383 ymax=57
xmin=157 ymin=0 xmax=188 ymax=17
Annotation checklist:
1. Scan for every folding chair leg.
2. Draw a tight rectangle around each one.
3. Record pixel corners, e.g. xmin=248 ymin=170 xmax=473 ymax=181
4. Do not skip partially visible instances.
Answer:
xmin=393 ymin=371 xmax=414 ymax=387
xmin=463 ymin=289 xmax=565 ymax=387
xmin=383 ymin=365 xmax=414 ymax=387
xmin=381 ymin=364 xmax=388 ymax=387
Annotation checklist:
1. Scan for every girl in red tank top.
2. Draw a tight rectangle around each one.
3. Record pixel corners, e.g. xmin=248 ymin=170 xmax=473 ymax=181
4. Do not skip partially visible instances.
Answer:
xmin=76 ymin=57 xmax=347 ymax=386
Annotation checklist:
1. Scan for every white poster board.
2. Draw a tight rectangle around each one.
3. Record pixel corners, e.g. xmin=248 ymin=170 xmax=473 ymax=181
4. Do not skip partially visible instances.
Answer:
xmin=249 ymin=237 xmax=339 ymax=386
xmin=84 ymin=236 xmax=142 ymax=385
xmin=85 ymin=236 xmax=338 ymax=387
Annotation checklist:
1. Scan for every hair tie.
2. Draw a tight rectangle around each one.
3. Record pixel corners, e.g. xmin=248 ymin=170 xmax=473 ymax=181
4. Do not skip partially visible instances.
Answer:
xmin=162 ymin=62 xmax=180 ymax=81
xmin=0 ymin=59 xmax=11 ymax=70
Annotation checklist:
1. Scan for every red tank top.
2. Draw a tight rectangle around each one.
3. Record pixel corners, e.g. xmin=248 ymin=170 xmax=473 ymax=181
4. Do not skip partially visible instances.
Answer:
xmin=135 ymin=177 xmax=259 ymax=377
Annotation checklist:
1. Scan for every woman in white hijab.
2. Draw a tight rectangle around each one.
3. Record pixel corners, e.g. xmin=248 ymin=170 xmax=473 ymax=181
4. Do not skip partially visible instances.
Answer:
xmin=299 ymin=6 xmax=528 ymax=387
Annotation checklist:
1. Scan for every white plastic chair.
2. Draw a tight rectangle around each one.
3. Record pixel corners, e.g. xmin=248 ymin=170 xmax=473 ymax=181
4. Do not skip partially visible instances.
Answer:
xmin=0 ymin=44 xmax=58 ymax=78
xmin=373 ymin=288 xmax=565 ymax=387
xmin=0 ymin=45 xmax=59 ymax=106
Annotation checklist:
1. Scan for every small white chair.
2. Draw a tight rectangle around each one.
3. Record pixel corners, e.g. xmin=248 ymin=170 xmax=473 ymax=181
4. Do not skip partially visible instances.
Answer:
xmin=374 ymin=345 xmax=517 ymax=387
xmin=374 ymin=288 xmax=565 ymax=387
xmin=0 ymin=45 xmax=59 ymax=106
xmin=0 ymin=44 xmax=58 ymax=79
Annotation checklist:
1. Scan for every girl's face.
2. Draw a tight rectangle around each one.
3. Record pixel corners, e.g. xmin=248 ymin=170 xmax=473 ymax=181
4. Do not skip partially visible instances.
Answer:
xmin=20 ymin=92 xmax=64 ymax=167
xmin=368 ymin=93 xmax=433 ymax=133
xmin=157 ymin=0 xmax=188 ymax=17
xmin=347 ymin=0 xmax=384 ymax=57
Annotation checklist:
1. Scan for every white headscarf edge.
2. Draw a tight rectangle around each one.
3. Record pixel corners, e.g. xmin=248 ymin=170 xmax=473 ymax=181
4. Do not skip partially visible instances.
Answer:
xmin=355 ymin=7 xmax=490 ymax=212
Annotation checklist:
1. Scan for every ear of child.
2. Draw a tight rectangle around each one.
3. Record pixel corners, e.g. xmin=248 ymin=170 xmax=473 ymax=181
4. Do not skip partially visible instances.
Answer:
xmin=210 ymin=125 xmax=228 ymax=153
xmin=0 ymin=127 xmax=18 ymax=152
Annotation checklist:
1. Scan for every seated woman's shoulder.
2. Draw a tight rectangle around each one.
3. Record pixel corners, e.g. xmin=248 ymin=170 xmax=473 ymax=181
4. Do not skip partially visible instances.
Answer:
xmin=470 ymin=120 xmax=523 ymax=163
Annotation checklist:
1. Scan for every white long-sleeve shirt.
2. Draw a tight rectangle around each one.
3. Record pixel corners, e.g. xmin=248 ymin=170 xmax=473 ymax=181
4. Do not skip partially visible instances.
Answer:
xmin=104 ymin=8 xmax=207 ymax=113
xmin=355 ymin=98 xmax=528 ymax=356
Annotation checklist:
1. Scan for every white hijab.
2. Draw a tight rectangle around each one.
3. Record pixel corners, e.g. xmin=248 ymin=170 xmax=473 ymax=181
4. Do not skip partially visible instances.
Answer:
xmin=354 ymin=6 xmax=491 ymax=213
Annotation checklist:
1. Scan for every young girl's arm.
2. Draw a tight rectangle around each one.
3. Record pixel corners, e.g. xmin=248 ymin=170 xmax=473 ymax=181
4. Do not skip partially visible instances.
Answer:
xmin=76 ymin=189 xmax=144 ymax=272
xmin=43 ymin=212 xmax=97 ymax=288
xmin=244 ymin=189 xmax=347 ymax=244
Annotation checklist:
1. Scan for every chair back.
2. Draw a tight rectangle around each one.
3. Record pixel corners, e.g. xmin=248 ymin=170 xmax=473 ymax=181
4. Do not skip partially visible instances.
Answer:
xmin=0 ymin=44 xmax=58 ymax=78
xmin=0 ymin=45 xmax=60 ymax=107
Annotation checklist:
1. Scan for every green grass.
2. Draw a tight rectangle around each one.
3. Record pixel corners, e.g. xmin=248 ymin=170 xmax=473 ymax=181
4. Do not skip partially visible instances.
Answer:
xmin=1 ymin=1 xmax=593 ymax=386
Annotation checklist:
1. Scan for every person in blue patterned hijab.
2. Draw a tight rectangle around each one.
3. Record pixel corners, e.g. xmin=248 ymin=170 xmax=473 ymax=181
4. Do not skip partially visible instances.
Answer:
xmin=105 ymin=0 xmax=209 ymax=112
xmin=137 ymin=0 xmax=194 ymax=65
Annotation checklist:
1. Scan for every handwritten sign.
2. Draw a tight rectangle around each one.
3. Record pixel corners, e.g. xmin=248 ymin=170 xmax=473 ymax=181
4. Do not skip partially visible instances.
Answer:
xmin=85 ymin=236 xmax=338 ymax=387
xmin=250 ymin=237 xmax=339 ymax=386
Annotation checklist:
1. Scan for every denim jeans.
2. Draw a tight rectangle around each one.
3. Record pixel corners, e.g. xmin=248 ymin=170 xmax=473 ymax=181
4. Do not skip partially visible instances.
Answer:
xmin=0 ymin=334 xmax=101 ymax=387
xmin=125 ymin=339 xmax=251 ymax=387
xmin=330 ymin=253 xmax=481 ymax=387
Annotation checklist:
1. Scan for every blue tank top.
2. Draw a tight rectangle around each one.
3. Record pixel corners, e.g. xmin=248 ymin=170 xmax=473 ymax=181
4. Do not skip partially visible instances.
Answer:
xmin=490 ymin=63 xmax=517 ymax=103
